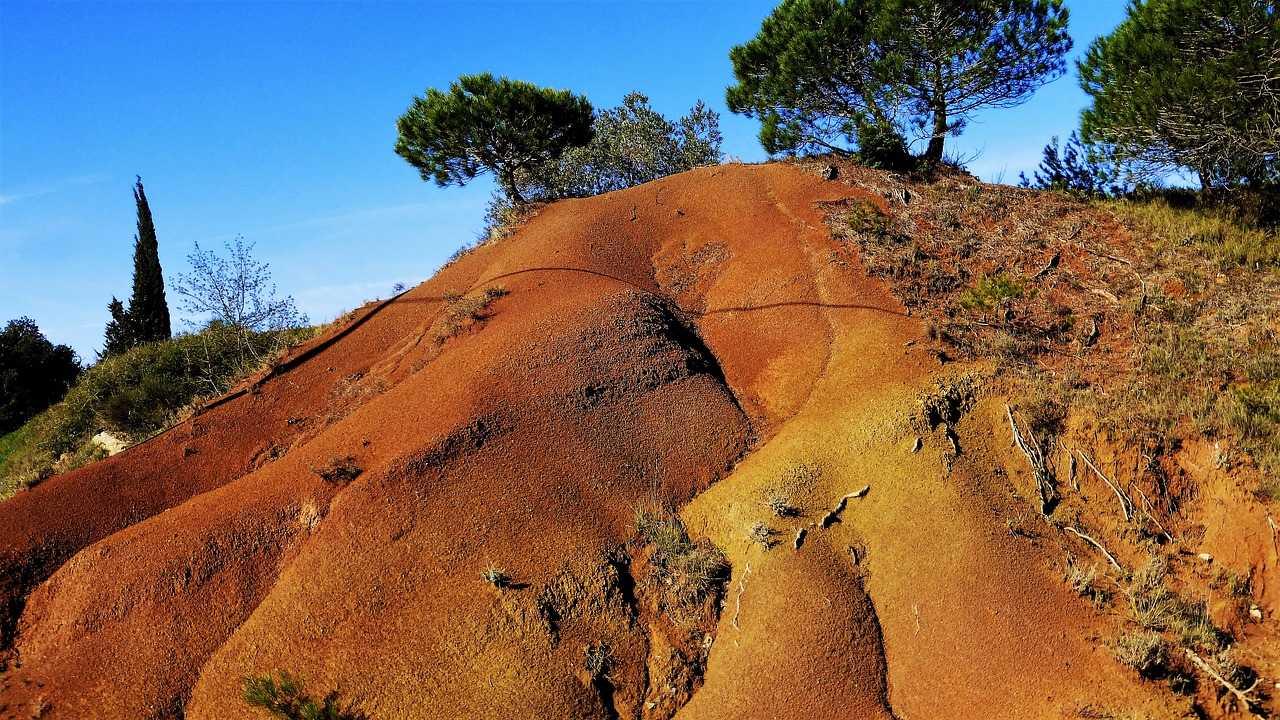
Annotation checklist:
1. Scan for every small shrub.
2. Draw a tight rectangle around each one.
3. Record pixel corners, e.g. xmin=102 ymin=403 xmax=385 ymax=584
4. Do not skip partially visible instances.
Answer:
xmin=842 ymin=199 xmax=894 ymax=239
xmin=435 ymin=286 xmax=510 ymax=343
xmin=1018 ymin=132 xmax=1127 ymax=197
xmin=480 ymin=562 xmax=509 ymax=588
xmin=633 ymin=504 xmax=729 ymax=614
xmin=98 ymin=375 xmax=184 ymax=438
xmin=1214 ymin=568 xmax=1252 ymax=599
xmin=310 ymin=457 xmax=362 ymax=485
xmin=762 ymin=488 xmax=798 ymax=517
xmin=958 ymin=273 xmax=1029 ymax=312
xmin=1111 ymin=629 xmax=1166 ymax=676
xmin=1125 ymin=555 xmax=1222 ymax=652
xmin=1019 ymin=394 xmax=1067 ymax=441
xmin=584 ymin=642 xmax=612 ymax=681
xmin=746 ymin=521 xmax=776 ymax=549
xmin=241 ymin=670 xmax=361 ymax=720
xmin=1064 ymin=556 xmax=1108 ymax=605
xmin=481 ymin=192 xmax=541 ymax=243
xmin=853 ymin=118 xmax=916 ymax=171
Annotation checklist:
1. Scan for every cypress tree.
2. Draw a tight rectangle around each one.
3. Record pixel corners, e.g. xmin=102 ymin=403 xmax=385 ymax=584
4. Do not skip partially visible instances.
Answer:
xmin=102 ymin=297 xmax=133 ymax=358
xmin=127 ymin=177 xmax=171 ymax=344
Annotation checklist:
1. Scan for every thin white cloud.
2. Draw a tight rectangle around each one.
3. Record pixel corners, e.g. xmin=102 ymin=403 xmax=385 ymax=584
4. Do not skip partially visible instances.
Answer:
xmin=0 ymin=174 xmax=113 ymax=206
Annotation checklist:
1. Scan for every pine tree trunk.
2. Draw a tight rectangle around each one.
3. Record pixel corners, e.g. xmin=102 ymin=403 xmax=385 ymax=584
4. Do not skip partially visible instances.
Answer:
xmin=501 ymin=171 xmax=526 ymax=205
xmin=925 ymin=63 xmax=948 ymax=165
xmin=925 ymin=107 xmax=947 ymax=165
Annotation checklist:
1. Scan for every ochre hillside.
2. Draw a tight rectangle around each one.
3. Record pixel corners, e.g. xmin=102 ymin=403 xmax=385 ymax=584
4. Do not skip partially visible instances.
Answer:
xmin=0 ymin=163 xmax=1275 ymax=719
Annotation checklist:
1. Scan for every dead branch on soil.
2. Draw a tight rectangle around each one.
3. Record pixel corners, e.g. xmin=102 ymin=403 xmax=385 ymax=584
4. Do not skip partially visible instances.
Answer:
xmin=1030 ymin=251 xmax=1061 ymax=280
xmin=1184 ymin=648 xmax=1264 ymax=718
xmin=732 ymin=561 xmax=752 ymax=633
xmin=1060 ymin=440 xmax=1079 ymax=491
xmin=1006 ymin=405 xmax=1057 ymax=516
xmin=1132 ymin=484 xmax=1176 ymax=544
xmin=1078 ymin=450 xmax=1135 ymax=522
xmin=1065 ymin=527 xmax=1123 ymax=571
xmin=1269 ymin=515 xmax=1279 ymax=561
xmin=1082 ymin=246 xmax=1148 ymax=307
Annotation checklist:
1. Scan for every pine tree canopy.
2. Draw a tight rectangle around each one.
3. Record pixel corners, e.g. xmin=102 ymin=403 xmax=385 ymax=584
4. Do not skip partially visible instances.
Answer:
xmin=726 ymin=0 xmax=1072 ymax=164
xmin=394 ymin=73 xmax=595 ymax=204
xmin=1078 ymin=0 xmax=1280 ymax=188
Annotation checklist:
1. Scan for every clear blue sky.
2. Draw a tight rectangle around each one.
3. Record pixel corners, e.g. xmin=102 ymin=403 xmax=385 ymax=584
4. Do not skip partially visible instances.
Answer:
xmin=1 ymin=0 xmax=1128 ymax=360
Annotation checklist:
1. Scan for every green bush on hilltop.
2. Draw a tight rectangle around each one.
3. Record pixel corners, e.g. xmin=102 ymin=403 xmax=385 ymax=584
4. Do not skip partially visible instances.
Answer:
xmin=480 ymin=92 xmax=724 ymax=240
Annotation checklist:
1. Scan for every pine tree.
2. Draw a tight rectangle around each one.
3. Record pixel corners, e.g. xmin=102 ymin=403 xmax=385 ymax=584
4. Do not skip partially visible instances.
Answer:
xmin=726 ymin=0 xmax=1072 ymax=165
xmin=128 ymin=177 xmax=171 ymax=344
xmin=395 ymin=73 xmax=594 ymax=204
xmin=1078 ymin=0 xmax=1279 ymax=188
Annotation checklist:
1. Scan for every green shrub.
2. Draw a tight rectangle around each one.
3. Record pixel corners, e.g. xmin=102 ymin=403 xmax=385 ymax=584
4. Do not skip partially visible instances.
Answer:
xmin=853 ymin=118 xmax=915 ymax=171
xmin=958 ymin=273 xmax=1029 ymax=312
xmin=241 ymin=670 xmax=361 ymax=720
xmin=842 ymin=199 xmax=895 ymax=240
xmin=0 ymin=323 xmax=316 ymax=500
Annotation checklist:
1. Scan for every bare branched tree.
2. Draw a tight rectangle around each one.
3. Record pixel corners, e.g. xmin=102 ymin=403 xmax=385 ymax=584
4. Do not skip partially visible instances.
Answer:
xmin=172 ymin=236 xmax=306 ymax=364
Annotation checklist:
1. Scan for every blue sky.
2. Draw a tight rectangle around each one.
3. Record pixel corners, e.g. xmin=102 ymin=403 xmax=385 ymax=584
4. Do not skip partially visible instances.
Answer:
xmin=1 ymin=0 xmax=1128 ymax=360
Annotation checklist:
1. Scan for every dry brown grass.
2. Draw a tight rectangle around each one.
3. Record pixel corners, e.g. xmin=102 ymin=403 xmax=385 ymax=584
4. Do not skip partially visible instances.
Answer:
xmin=633 ymin=503 xmax=730 ymax=620
xmin=825 ymin=167 xmax=1280 ymax=500
xmin=434 ymin=286 xmax=509 ymax=344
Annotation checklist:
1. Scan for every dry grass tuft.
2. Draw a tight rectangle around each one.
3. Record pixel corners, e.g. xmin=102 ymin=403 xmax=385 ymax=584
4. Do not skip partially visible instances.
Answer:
xmin=1110 ymin=629 xmax=1166 ymax=676
xmin=1063 ymin=555 xmax=1108 ymax=605
xmin=746 ymin=521 xmax=776 ymax=550
xmin=309 ymin=456 xmax=362 ymax=485
xmin=762 ymin=487 xmax=798 ymax=517
xmin=634 ymin=503 xmax=730 ymax=618
xmin=435 ymin=286 xmax=510 ymax=344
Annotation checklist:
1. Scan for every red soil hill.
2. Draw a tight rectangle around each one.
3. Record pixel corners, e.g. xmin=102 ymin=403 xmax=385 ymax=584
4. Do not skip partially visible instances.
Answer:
xmin=0 ymin=164 xmax=1231 ymax=718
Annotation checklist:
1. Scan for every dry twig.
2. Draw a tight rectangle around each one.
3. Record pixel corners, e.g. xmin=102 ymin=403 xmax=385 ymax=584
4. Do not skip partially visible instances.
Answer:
xmin=1079 ymin=450 xmax=1134 ymax=522
xmin=1065 ymin=527 xmax=1123 ymax=571
xmin=1006 ymin=405 xmax=1057 ymax=515
xmin=1184 ymin=648 xmax=1264 ymax=718
xmin=1059 ymin=440 xmax=1079 ymax=491
xmin=1132 ymin=484 xmax=1175 ymax=544
xmin=1082 ymin=246 xmax=1147 ymax=306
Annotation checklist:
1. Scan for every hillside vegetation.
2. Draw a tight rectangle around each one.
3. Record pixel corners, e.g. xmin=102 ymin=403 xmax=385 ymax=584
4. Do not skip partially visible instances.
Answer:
xmin=0 ymin=324 xmax=316 ymax=500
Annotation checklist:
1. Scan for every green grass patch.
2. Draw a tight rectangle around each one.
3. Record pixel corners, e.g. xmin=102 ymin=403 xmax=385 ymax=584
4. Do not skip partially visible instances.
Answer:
xmin=1100 ymin=196 xmax=1280 ymax=271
